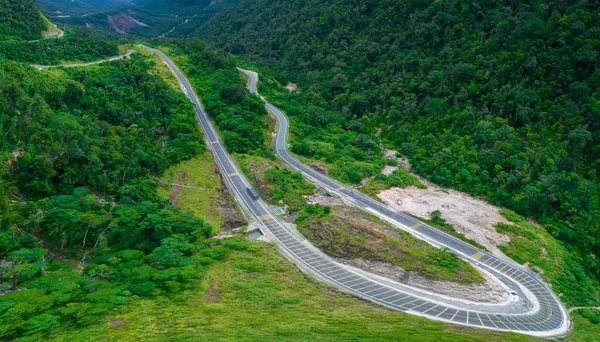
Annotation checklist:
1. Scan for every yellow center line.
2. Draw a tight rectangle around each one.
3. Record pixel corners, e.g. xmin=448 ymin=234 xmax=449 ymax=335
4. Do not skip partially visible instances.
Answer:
xmin=364 ymin=287 xmax=386 ymax=295
xmin=359 ymin=283 xmax=381 ymax=292
xmin=318 ymin=264 xmax=340 ymax=273
xmin=475 ymin=312 xmax=483 ymax=326
xmin=486 ymin=314 xmax=499 ymax=328
xmin=391 ymin=295 xmax=410 ymax=304
xmin=400 ymin=298 xmax=420 ymax=307
xmin=304 ymin=256 xmax=323 ymax=264
xmin=409 ymin=301 xmax=429 ymax=311
xmin=346 ymin=278 xmax=366 ymax=286
xmin=381 ymin=292 xmax=400 ymax=301
xmin=494 ymin=315 xmax=509 ymax=329
xmin=436 ymin=307 xmax=449 ymax=317
xmin=336 ymin=274 xmax=358 ymax=282
xmin=374 ymin=289 xmax=395 ymax=298
xmin=423 ymin=304 xmax=438 ymax=314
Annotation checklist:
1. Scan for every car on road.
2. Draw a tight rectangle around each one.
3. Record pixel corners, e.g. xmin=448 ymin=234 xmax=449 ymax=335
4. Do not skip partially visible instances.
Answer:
xmin=247 ymin=187 xmax=260 ymax=200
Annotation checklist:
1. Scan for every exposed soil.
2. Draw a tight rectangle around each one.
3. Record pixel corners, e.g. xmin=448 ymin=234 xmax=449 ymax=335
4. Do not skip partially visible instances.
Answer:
xmin=168 ymin=171 xmax=188 ymax=207
xmin=109 ymin=320 xmax=130 ymax=328
xmin=285 ymin=82 xmax=297 ymax=93
xmin=309 ymin=163 xmax=328 ymax=175
xmin=107 ymin=12 xmax=149 ymax=34
xmin=216 ymin=173 xmax=246 ymax=230
xmin=374 ymin=148 xmax=511 ymax=256
xmin=203 ymin=285 xmax=222 ymax=303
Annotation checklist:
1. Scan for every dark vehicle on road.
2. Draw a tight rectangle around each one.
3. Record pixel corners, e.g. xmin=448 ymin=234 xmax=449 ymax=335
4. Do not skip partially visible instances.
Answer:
xmin=247 ymin=187 xmax=260 ymax=200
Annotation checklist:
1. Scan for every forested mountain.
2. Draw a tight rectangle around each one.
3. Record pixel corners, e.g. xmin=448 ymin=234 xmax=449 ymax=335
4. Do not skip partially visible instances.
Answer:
xmin=0 ymin=0 xmax=46 ymax=40
xmin=37 ymin=0 xmax=240 ymax=37
xmin=197 ymin=0 xmax=600 ymax=283
xmin=0 ymin=3 xmax=251 ymax=339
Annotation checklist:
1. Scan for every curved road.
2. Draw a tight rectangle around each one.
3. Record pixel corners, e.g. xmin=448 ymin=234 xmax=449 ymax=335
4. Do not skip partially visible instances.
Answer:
xmin=138 ymin=45 xmax=568 ymax=337
xmin=237 ymin=69 xmax=570 ymax=337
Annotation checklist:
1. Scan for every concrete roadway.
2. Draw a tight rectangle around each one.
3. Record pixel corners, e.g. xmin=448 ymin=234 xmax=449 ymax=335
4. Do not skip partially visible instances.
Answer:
xmin=139 ymin=45 xmax=569 ymax=337
xmin=237 ymin=68 xmax=570 ymax=337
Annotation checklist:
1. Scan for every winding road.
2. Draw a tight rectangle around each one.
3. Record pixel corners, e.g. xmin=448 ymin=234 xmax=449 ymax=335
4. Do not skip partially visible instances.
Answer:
xmin=31 ymin=49 xmax=134 ymax=70
xmin=140 ymin=47 xmax=569 ymax=338
xmin=238 ymin=69 xmax=569 ymax=337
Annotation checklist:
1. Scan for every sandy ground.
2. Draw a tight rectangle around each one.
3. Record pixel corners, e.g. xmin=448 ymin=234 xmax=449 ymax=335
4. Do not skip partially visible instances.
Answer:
xmin=285 ymin=82 xmax=297 ymax=93
xmin=375 ymin=148 xmax=511 ymax=256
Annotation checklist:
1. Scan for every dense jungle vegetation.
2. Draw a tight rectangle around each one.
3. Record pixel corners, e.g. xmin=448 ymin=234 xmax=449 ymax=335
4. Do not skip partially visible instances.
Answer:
xmin=0 ymin=42 xmax=253 ymax=339
xmin=0 ymin=0 xmax=46 ymax=40
xmin=0 ymin=27 xmax=119 ymax=64
xmin=198 ymin=0 xmax=600 ymax=296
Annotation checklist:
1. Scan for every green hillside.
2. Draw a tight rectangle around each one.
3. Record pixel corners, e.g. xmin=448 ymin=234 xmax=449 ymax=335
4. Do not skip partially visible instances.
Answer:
xmin=0 ymin=0 xmax=46 ymax=40
xmin=197 ymin=0 xmax=600 ymax=296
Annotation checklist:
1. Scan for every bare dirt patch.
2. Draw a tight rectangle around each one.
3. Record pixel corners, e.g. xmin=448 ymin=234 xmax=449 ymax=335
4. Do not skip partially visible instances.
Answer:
xmin=168 ymin=170 xmax=188 ymax=207
xmin=284 ymin=82 xmax=297 ymax=93
xmin=376 ymin=148 xmax=511 ymax=256
xmin=203 ymin=285 xmax=222 ymax=303
xmin=109 ymin=320 xmax=130 ymax=328
xmin=309 ymin=163 xmax=328 ymax=175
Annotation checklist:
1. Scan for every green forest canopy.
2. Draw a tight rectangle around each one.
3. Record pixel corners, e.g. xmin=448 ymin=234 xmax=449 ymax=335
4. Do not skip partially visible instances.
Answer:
xmin=0 ymin=0 xmax=45 ymax=41
xmin=197 ymin=0 xmax=600 ymax=285
xmin=0 ymin=51 xmax=254 ymax=339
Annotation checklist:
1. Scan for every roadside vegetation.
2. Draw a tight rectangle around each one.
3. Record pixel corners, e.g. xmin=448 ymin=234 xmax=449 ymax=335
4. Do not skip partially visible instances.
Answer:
xmin=0 ymin=0 xmax=46 ymax=40
xmin=295 ymin=204 xmax=484 ymax=285
xmin=360 ymin=166 xmax=426 ymax=196
xmin=235 ymin=154 xmax=315 ymax=211
xmin=496 ymin=210 xmax=600 ymax=307
xmin=159 ymin=40 xmax=271 ymax=156
xmin=569 ymin=309 xmax=600 ymax=342
xmin=0 ymin=44 xmax=242 ymax=339
xmin=44 ymin=243 xmax=535 ymax=342
xmin=157 ymin=154 xmax=238 ymax=233
xmin=0 ymin=27 xmax=119 ymax=64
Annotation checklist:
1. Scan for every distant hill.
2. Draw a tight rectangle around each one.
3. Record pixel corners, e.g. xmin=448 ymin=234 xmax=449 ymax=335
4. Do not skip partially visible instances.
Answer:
xmin=37 ymin=0 xmax=239 ymax=37
xmin=0 ymin=0 xmax=46 ymax=40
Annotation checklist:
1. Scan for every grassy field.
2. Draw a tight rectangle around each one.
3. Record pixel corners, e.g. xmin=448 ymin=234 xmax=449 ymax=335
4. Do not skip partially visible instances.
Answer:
xmin=157 ymin=153 xmax=227 ymax=232
xmin=568 ymin=309 xmax=600 ymax=342
xmin=46 ymin=242 xmax=538 ymax=342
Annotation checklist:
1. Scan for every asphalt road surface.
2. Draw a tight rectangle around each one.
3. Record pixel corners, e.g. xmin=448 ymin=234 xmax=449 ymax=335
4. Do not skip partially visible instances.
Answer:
xmin=139 ymin=46 xmax=569 ymax=337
